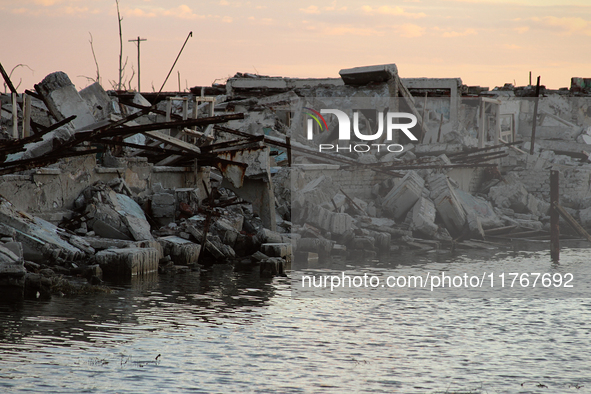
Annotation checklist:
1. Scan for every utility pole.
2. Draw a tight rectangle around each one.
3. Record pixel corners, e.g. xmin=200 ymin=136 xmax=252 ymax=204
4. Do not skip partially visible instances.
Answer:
xmin=129 ymin=36 xmax=147 ymax=92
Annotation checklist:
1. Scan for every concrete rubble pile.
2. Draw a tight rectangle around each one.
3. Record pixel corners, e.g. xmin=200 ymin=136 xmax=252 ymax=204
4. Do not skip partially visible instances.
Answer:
xmin=3 ymin=61 xmax=591 ymax=297
xmin=0 ymin=68 xmax=291 ymax=299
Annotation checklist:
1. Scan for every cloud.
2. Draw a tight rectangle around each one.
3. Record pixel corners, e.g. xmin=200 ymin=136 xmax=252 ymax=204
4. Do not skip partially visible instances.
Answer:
xmin=434 ymin=27 xmax=477 ymax=37
xmin=396 ymin=23 xmax=425 ymax=37
xmin=219 ymin=0 xmax=229 ymax=5
xmin=33 ymin=0 xmax=61 ymax=6
xmin=300 ymin=5 xmax=320 ymax=14
xmin=162 ymin=4 xmax=203 ymax=19
xmin=323 ymin=26 xmax=384 ymax=36
xmin=222 ymin=15 xmax=233 ymax=23
xmin=125 ymin=4 xmax=204 ymax=19
xmin=514 ymin=26 xmax=529 ymax=34
xmin=504 ymin=44 xmax=521 ymax=49
xmin=530 ymin=16 xmax=591 ymax=36
xmin=362 ymin=5 xmax=425 ymax=18
xmin=63 ymin=6 xmax=89 ymax=14
xmin=124 ymin=7 xmax=157 ymax=17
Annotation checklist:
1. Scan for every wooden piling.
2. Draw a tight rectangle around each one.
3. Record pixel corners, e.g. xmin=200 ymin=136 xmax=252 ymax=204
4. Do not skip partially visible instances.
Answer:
xmin=550 ymin=170 xmax=559 ymax=261
xmin=437 ymin=113 xmax=443 ymax=143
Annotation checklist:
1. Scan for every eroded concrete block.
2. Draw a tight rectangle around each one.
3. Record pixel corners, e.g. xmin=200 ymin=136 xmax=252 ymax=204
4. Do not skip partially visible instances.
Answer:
xmin=383 ymin=170 xmax=425 ymax=220
xmin=158 ymin=236 xmax=201 ymax=265
xmin=152 ymin=192 xmax=176 ymax=218
xmin=488 ymin=182 xmax=530 ymax=213
xmin=330 ymin=212 xmax=353 ymax=235
xmin=95 ymin=247 xmax=160 ymax=279
xmin=261 ymin=243 xmax=292 ymax=262
xmin=297 ymin=238 xmax=333 ymax=255
xmin=339 ymin=64 xmax=398 ymax=85
xmin=428 ymin=174 xmax=466 ymax=237
xmin=35 ymin=71 xmax=96 ymax=130
xmin=0 ymin=198 xmax=85 ymax=262
xmin=410 ymin=197 xmax=438 ymax=238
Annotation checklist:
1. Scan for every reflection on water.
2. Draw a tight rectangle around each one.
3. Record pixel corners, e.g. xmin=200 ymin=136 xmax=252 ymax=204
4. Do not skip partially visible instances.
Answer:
xmin=1 ymin=248 xmax=591 ymax=393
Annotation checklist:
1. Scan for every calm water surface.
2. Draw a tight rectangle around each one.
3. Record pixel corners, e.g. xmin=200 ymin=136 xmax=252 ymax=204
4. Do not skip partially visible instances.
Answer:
xmin=2 ymin=244 xmax=591 ymax=393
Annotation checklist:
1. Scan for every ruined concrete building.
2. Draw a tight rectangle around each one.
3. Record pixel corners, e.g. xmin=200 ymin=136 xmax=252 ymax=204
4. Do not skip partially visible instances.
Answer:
xmin=1 ymin=62 xmax=591 ymax=298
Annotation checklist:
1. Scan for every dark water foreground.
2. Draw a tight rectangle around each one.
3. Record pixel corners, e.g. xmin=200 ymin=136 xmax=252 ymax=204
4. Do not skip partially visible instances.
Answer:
xmin=2 ymin=244 xmax=591 ymax=393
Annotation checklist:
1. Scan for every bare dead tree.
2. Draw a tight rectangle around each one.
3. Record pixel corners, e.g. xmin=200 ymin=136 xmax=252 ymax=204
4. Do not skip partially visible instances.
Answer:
xmin=108 ymin=56 xmax=128 ymax=90
xmin=79 ymin=32 xmax=101 ymax=86
xmin=116 ymin=0 xmax=123 ymax=90
xmin=127 ymin=65 xmax=136 ymax=91
xmin=89 ymin=32 xmax=100 ymax=84
xmin=3 ymin=64 xmax=33 ymax=93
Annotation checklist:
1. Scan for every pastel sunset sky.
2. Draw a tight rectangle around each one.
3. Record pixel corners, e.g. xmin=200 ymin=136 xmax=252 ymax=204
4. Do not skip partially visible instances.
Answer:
xmin=2 ymin=0 xmax=590 ymax=92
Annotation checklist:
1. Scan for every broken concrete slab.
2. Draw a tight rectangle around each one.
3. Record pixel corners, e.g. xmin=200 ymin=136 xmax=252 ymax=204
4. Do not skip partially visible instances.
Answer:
xmin=488 ymin=181 xmax=530 ymax=213
xmin=297 ymin=237 xmax=333 ymax=256
xmin=157 ymin=236 xmax=201 ymax=265
xmin=93 ymin=219 xmax=132 ymax=241
xmin=256 ymin=228 xmax=284 ymax=244
xmin=95 ymin=247 xmax=160 ymax=279
xmin=428 ymin=174 xmax=467 ymax=237
xmin=0 ymin=198 xmax=85 ymax=262
xmin=382 ymin=170 xmax=425 ymax=220
xmin=409 ymin=197 xmax=438 ymax=238
xmin=0 ymin=249 xmax=26 ymax=299
xmin=455 ymin=189 xmax=503 ymax=230
xmin=35 ymin=71 xmax=96 ymax=130
xmin=3 ymin=242 xmax=23 ymax=261
xmin=339 ymin=64 xmax=398 ymax=86
xmin=79 ymin=82 xmax=112 ymax=122
xmin=260 ymin=243 xmax=292 ymax=262
xmin=81 ymin=185 xmax=153 ymax=241
xmin=260 ymin=257 xmax=287 ymax=278
xmin=152 ymin=192 xmax=176 ymax=218
xmin=213 ymin=218 xmax=241 ymax=248
xmin=186 ymin=225 xmax=236 ymax=261
xmin=329 ymin=212 xmax=353 ymax=235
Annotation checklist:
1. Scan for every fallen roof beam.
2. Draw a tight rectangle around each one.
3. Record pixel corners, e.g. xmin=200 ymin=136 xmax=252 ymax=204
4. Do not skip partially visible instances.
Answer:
xmin=144 ymin=130 xmax=201 ymax=154
xmin=76 ymin=113 xmax=245 ymax=142
xmin=0 ymin=148 xmax=100 ymax=175
xmin=214 ymin=125 xmax=405 ymax=177
xmin=119 ymin=100 xmax=184 ymax=120
xmin=200 ymin=135 xmax=264 ymax=152
xmin=0 ymin=115 xmax=77 ymax=154
xmin=446 ymin=140 xmax=523 ymax=158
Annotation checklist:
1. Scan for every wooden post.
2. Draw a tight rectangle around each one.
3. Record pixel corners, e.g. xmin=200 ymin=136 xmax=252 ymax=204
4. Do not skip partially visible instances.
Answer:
xmin=550 ymin=170 xmax=560 ymax=261
xmin=478 ymin=100 xmax=486 ymax=148
xmin=529 ymin=71 xmax=532 ymax=86
xmin=23 ymin=94 xmax=31 ymax=138
xmin=11 ymin=93 xmax=18 ymax=139
xmin=128 ymin=36 xmax=147 ymax=92
xmin=437 ymin=113 xmax=443 ymax=143
xmin=529 ymin=76 xmax=541 ymax=155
